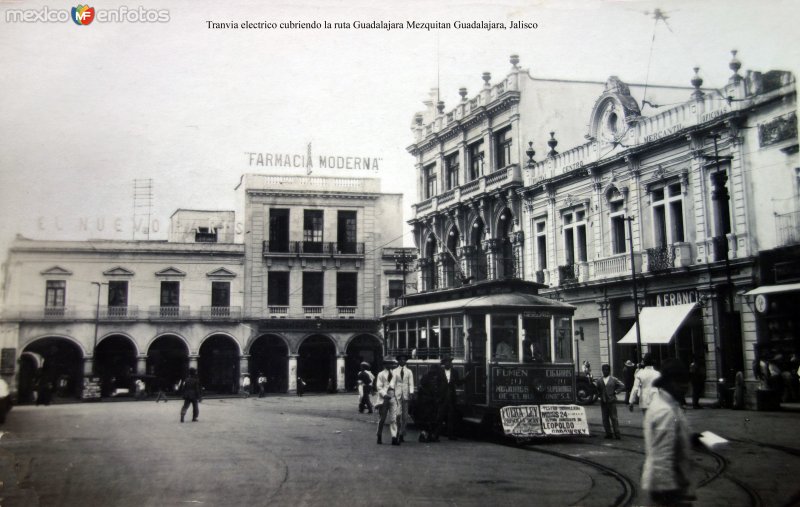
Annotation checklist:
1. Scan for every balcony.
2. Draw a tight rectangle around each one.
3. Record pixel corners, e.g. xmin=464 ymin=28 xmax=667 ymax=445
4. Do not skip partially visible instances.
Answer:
xmin=262 ymin=241 xmax=295 ymax=255
xmin=100 ymin=306 xmax=139 ymax=320
xmin=201 ymin=306 xmax=242 ymax=320
xmin=646 ymin=245 xmax=676 ymax=272
xmin=149 ymin=306 xmax=190 ymax=320
xmin=263 ymin=241 xmax=364 ymax=257
xmin=337 ymin=306 xmax=357 ymax=317
xmin=299 ymin=241 xmax=327 ymax=254
xmin=303 ymin=306 xmax=323 ymax=317
xmin=776 ymin=210 xmax=800 ymax=247
xmin=331 ymin=242 xmax=364 ymax=255
xmin=558 ymin=264 xmax=579 ymax=285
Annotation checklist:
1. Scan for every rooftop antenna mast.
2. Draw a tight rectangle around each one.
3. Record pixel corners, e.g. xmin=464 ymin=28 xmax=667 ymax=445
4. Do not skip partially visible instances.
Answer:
xmin=133 ymin=178 xmax=153 ymax=240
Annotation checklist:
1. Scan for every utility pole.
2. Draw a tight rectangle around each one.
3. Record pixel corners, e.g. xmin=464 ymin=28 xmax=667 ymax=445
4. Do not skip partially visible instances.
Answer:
xmin=624 ymin=216 xmax=643 ymax=364
xmin=91 ymin=282 xmax=102 ymax=374
xmin=394 ymin=250 xmax=414 ymax=297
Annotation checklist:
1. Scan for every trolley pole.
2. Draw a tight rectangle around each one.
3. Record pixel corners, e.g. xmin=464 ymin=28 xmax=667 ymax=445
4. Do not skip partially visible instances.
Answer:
xmin=624 ymin=216 xmax=643 ymax=364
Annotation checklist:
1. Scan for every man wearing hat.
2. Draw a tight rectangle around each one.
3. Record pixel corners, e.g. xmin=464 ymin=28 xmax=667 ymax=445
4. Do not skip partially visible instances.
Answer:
xmin=357 ymin=361 xmax=374 ymax=414
xmin=375 ymin=356 xmax=399 ymax=445
xmin=393 ymin=354 xmax=415 ymax=443
xmin=179 ymin=367 xmax=202 ymax=423
xmin=439 ymin=356 xmax=462 ymax=440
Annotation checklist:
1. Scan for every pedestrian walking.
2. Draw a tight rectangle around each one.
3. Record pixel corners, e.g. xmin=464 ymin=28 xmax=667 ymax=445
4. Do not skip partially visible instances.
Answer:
xmin=179 ymin=368 xmax=202 ymax=423
xmin=135 ymin=378 xmax=146 ymax=400
xmin=439 ymin=356 xmax=464 ymax=440
xmin=596 ymin=364 xmax=625 ymax=439
xmin=622 ymin=360 xmax=636 ymax=405
xmin=240 ymin=373 xmax=251 ymax=398
xmin=375 ymin=356 xmax=399 ymax=445
xmin=257 ymin=372 xmax=267 ymax=398
xmin=629 ymin=353 xmax=660 ymax=413
xmin=393 ymin=353 xmax=414 ymax=443
xmin=689 ymin=354 xmax=706 ymax=408
xmin=296 ymin=376 xmax=306 ymax=397
xmin=357 ymin=362 xmax=374 ymax=414
xmin=641 ymin=358 xmax=696 ymax=506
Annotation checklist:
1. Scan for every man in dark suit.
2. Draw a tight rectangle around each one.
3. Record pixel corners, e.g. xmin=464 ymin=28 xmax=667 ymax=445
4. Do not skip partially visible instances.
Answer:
xmin=180 ymin=368 xmax=202 ymax=423
xmin=439 ymin=356 xmax=462 ymax=440
xmin=596 ymin=364 xmax=625 ymax=439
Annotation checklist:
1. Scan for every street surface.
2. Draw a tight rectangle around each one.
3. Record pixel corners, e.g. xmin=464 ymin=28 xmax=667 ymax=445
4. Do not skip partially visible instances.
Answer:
xmin=0 ymin=395 xmax=799 ymax=507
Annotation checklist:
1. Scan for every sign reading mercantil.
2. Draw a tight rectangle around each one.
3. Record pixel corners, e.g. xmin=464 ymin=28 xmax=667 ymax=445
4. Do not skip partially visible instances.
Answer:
xmin=246 ymin=143 xmax=381 ymax=172
xmin=500 ymin=405 xmax=545 ymax=437
xmin=539 ymin=405 xmax=590 ymax=436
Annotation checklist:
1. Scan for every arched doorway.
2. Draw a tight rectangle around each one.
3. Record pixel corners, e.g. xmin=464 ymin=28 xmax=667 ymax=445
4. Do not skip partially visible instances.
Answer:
xmin=147 ymin=335 xmax=189 ymax=395
xmin=17 ymin=351 xmax=43 ymax=404
xmin=443 ymin=227 xmax=460 ymax=288
xmin=199 ymin=334 xmax=240 ymax=395
xmin=22 ymin=337 xmax=84 ymax=402
xmin=497 ymin=209 xmax=515 ymax=279
xmin=344 ymin=334 xmax=382 ymax=391
xmin=423 ymin=234 xmax=438 ymax=291
xmin=297 ymin=335 xmax=336 ymax=393
xmin=249 ymin=334 xmax=289 ymax=393
xmin=470 ymin=219 xmax=488 ymax=281
xmin=95 ymin=334 xmax=137 ymax=397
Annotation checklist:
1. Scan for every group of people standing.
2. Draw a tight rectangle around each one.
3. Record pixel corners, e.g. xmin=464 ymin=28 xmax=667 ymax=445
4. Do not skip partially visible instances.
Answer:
xmin=357 ymin=354 xmax=462 ymax=446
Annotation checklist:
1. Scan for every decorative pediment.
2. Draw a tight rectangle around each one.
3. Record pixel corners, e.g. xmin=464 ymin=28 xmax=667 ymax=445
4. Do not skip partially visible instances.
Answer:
xmin=103 ymin=266 xmax=135 ymax=277
xmin=155 ymin=267 xmax=186 ymax=277
xmin=40 ymin=266 xmax=72 ymax=276
xmin=206 ymin=267 xmax=237 ymax=278
xmin=588 ymin=76 xmax=642 ymax=142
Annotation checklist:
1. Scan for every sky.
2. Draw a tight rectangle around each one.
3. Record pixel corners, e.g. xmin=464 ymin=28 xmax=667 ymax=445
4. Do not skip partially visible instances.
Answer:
xmin=1 ymin=0 xmax=798 ymax=254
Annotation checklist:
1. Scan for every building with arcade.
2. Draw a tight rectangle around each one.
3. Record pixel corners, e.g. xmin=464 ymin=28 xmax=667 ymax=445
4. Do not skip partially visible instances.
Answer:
xmin=0 ymin=175 xmax=411 ymax=400
xmin=402 ymin=53 xmax=797 ymax=408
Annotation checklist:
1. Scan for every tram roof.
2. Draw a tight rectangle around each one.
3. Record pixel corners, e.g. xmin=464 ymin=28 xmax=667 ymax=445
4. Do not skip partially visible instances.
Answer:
xmin=384 ymin=291 xmax=575 ymax=320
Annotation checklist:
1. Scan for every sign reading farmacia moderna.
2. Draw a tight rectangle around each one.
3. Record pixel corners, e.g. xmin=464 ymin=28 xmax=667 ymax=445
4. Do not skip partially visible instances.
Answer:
xmin=246 ymin=144 xmax=381 ymax=173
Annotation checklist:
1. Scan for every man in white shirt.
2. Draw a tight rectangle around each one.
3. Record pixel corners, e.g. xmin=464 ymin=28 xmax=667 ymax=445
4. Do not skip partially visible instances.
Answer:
xmin=393 ymin=354 xmax=415 ymax=443
xmin=629 ymin=354 xmax=661 ymax=413
xmin=376 ymin=357 xmax=399 ymax=445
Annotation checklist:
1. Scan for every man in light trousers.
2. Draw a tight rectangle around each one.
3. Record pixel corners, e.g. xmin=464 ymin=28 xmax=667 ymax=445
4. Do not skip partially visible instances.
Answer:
xmin=393 ymin=354 xmax=415 ymax=443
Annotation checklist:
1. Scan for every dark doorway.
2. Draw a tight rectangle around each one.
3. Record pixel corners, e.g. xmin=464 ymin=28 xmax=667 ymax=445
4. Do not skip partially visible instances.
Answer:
xmin=344 ymin=334 xmax=382 ymax=391
xmin=199 ymin=335 xmax=239 ymax=394
xmin=298 ymin=335 xmax=336 ymax=392
xmin=17 ymin=352 xmax=42 ymax=404
xmin=22 ymin=337 xmax=84 ymax=401
xmin=147 ymin=335 xmax=189 ymax=394
xmin=95 ymin=335 xmax=137 ymax=397
xmin=249 ymin=335 xmax=289 ymax=393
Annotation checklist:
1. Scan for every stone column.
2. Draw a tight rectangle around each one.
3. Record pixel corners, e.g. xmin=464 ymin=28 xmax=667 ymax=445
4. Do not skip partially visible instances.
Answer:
xmin=336 ymin=355 xmax=346 ymax=393
xmin=189 ymin=354 xmax=199 ymax=371
xmin=288 ymin=355 xmax=298 ymax=393
xmin=239 ymin=354 xmax=250 ymax=376
xmin=483 ymin=239 xmax=498 ymax=280
xmin=83 ymin=357 xmax=94 ymax=376
xmin=136 ymin=356 xmax=147 ymax=376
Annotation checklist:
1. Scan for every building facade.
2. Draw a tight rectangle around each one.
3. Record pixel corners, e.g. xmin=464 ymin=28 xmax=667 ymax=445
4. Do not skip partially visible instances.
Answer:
xmin=405 ymin=54 xmax=797 ymax=407
xmin=0 ymin=176 xmax=410 ymax=399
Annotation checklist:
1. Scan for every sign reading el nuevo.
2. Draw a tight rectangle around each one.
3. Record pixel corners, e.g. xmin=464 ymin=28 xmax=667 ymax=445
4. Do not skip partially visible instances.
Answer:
xmin=246 ymin=144 xmax=381 ymax=172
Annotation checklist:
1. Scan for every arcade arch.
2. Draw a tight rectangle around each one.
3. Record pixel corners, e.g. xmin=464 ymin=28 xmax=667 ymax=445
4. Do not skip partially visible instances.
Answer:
xmin=249 ymin=334 xmax=289 ymax=393
xmin=344 ymin=334 xmax=383 ymax=391
xmin=198 ymin=334 xmax=240 ymax=394
xmin=297 ymin=334 xmax=336 ymax=393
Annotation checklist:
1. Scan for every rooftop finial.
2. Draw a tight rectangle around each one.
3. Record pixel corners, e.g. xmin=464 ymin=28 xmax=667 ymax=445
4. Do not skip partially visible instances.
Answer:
xmin=691 ymin=67 xmax=704 ymax=100
xmin=436 ymin=100 xmax=445 ymax=115
xmin=482 ymin=72 xmax=491 ymax=87
xmin=729 ymin=50 xmax=742 ymax=84
xmin=525 ymin=141 xmax=536 ymax=166
xmin=547 ymin=132 xmax=559 ymax=157
xmin=510 ymin=54 xmax=520 ymax=68
xmin=459 ymin=87 xmax=468 ymax=101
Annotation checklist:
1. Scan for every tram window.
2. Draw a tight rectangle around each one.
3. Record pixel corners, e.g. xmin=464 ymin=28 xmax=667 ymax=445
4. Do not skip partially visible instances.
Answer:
xmin=452 ymin=316 xmax=464 ymax=357
xmin=523 ymin=318 xmax=550 ymax=362
xmin=396 ymin=322 xmax=406 ymax=350
xmin=555 ymin=317 xmax=573 ymax=362
xmin=492 ymin=316 xmax=518 ymax=362
xmin=440 ymin=317 xmax=451 ymax=351
xmin=408 ymin=322 xmax=417 ymax=352
xmin=430 ymin=322 xmax=440 ymax=350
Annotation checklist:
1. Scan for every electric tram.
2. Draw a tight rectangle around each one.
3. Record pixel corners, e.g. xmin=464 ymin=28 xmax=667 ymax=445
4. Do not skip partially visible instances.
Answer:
xmin=383 ymin=279 xmax=588 ymax=438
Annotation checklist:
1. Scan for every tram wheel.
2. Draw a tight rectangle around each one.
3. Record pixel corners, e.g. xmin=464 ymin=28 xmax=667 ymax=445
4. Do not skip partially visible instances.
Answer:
xmin=575 ymin=385 xmax=596 ymax=405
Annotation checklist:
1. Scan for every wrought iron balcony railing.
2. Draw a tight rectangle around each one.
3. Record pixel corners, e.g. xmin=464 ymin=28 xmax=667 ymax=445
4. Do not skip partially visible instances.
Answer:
xmin=100 ymin=306 xmax=139 ymax=319
xmin=646 ymin=245 xmax=676 ymax=271
xmin=558 ymin=264 xmax=578 ymax=284
xmin=200 ymin=306 xmax=242 ymax=319
xmin=149 ymin=306 xmax=190 ymax=319
xmin=262 ymin=241 xmax=295 ymax=254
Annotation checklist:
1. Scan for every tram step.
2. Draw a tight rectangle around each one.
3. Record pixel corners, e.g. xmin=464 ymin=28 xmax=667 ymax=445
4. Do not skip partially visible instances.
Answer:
xmin=461 ymin=416 xmax=483 ymax=426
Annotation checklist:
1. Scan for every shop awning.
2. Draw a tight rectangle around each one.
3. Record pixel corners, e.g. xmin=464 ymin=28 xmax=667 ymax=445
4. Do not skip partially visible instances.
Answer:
xmin=618 ymin=303 xmax=697 ymax=345
xmin=744 ymin=283 xmax=800 ymax=296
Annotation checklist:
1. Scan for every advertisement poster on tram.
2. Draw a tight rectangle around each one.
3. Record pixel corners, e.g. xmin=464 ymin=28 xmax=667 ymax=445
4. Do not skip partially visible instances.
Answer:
xmin=500 ymin=404 xmax=589 ymax=437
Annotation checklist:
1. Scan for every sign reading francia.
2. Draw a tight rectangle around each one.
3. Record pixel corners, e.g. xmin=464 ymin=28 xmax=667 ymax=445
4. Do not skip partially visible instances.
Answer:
xmin=246 ymin=143 xmax=381 ymax=172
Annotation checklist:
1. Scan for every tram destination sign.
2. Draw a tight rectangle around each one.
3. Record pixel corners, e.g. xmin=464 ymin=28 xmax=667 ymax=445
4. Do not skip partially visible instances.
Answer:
xmin=500 ymin=404 xmax=589 ymax=438
xmin=490 ymin=365 xmax=575 ymax=405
